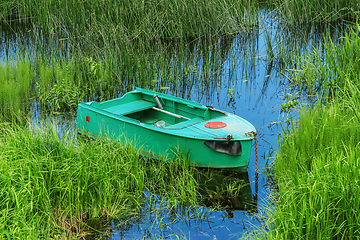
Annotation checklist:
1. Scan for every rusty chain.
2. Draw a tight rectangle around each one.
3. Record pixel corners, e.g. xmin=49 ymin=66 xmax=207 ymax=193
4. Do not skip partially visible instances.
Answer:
xmin=247 ymin=131 xmax=258 ymax=173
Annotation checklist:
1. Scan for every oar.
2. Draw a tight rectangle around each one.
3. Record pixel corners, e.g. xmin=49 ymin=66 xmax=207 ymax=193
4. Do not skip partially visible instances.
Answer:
xmin=152 ymin=107 xmax=190 ymax=120
xmin=153 ymin=94 xmax=191 ymax=120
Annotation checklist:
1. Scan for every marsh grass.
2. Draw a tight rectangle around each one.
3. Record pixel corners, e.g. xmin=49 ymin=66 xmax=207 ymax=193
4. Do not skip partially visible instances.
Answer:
xmin=2 ymin=121 xmax=253 ymax=238
xmin=0 ymin=0 xmax=260 ymax=109
xmin=0 ymin=0 xmax=259 ymax=40
xmin=2 ymin=1 xmax=359 ymax=238
xmin=272 ymin=0 xmax=359 ymax=23
xmin=0 ymin=30 xmax=246 ymax=117
xmin=0 ymin=59 xmax=85 ymax=119
xmin=287 ymin=21 xmax=360 ymax=101
xmin=259 ymin=103 xmax=360 ymax=239
xmin=0 ymin=59 xmax=33 ymax=123
xmin=0 ymin=120 xmax=255 ymax=238
xmin=246 ymin=21 xmax=360 ymax=240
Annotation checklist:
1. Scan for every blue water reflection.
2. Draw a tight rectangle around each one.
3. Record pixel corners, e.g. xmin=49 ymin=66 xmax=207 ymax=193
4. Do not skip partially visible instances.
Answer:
xmin=1 ymin=17 xmax=347 ymax=239
xmin=107 ymin=28 xmax=297 ymax=240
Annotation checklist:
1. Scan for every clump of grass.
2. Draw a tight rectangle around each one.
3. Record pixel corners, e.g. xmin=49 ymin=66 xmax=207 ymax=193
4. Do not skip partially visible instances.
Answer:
xmin=35 ymin=60 xmax=84 ymax=111
xmin=246 ymin=102 xmax=360 ymax=239
xmin=269 ymin=103 xmax=360 ymax=239
xmin=0 ymin=59 xmax=85 ymax=116
xmin=287 ymin=21 xmax=360 ymax=101
xmin=0 ymin=121 xmax=206 ymax=238
xmin=0 ymin=0 xmax=259 ymax=40
xmin=272 ymin=0 xmax=359 ymax=23
xmin=245 ymin=21 xmax=360 ymax=240
xmin=0 ymin=60 xmax=34 ymax=123
xmin=0 ymin=123 xmax=139 ymax=238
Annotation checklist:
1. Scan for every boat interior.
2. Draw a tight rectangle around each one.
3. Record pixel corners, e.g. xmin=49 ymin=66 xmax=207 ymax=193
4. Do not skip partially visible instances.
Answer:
xmin=92 ymin=91 xmax=226 ymax=128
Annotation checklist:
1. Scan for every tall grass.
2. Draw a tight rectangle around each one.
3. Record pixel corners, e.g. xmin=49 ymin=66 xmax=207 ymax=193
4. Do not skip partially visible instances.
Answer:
xmin=286 ymin=22 xmax=360 ymax=101
xmin=0 ymin=30 xmax=247 ymax=116
xmin=0 ymin=0 xmax=259 ymax=39
xmin=247 ymin=103 xmax=360 ymax=239
xmin=0 ymin=59 xmax=85 ymax=119
xmin=0 ymin=0 xmax=260 ymax=100
xmin=271 ymin=0 xmax=359 ymax=23
xmin=0 ymin=85 xmax=253 ymax=238
xmin=0 ymin=60 xmax=33 ymax=123
xmin=1 ymin=121 xmax=252 ymax=238
xmin=245 ymin=21 xmax=360 ymax=240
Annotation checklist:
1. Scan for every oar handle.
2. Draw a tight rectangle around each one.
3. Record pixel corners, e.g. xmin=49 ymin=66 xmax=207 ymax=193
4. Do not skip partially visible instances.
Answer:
xmin=153 ymin=94 xmax=163 ymax=109
xmin=152 ymin=107 xmax=190 ymax=120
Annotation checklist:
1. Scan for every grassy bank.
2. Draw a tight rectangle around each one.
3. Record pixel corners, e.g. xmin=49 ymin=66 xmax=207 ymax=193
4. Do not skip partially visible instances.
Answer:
xmin=246 ymin=22 xmax=360 ymax=240
xmin=0 ymin=122 xmax=201 ymax=238
xmin=0 ymin=122 xmax=251 ymax=238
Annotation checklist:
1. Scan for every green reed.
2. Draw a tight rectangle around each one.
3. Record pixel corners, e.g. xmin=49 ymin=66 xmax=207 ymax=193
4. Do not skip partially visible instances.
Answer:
xmin=0 ymin=60 xmax=34 ymax=123
xmin=0 ymin=0 xmax=263 ymax=118
xmin=247 ymin=103 xmax=360 ymax=239
xmin=271 ymin=0 xmax=359 ymax=23
xmin=246 ymin=21 xmax=360 ymax=240
xmin=0 ymin=0 xmax=259 ymax=94
xmin=286 ymin=21 xmax=360 ymax=102
xmin=0 ymin=0 xmax=259 ymax=40
xmin=0 ymin=59 xmax=85 ymax=118
xmin=2 ymin=121 xmax=246 ymax=238
xmin=0 ymin=29 xmax=246 ymax=116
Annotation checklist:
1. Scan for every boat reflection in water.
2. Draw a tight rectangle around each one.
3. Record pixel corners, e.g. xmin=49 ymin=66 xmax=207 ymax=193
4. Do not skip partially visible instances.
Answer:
xmin=83 ymin=166 xmax=257 ymax=239
xmin=195 ymin=169 xmax=256 ymax=212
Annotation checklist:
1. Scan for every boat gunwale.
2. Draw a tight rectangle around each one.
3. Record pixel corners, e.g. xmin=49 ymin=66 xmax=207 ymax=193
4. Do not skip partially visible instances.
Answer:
xmin=77 ymin=103 xmax=255 ymax=141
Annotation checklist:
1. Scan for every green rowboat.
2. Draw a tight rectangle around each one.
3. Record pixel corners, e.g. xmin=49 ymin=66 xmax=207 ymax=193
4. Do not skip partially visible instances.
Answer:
xmin=76 ymin=88 xmax=256 ymax=171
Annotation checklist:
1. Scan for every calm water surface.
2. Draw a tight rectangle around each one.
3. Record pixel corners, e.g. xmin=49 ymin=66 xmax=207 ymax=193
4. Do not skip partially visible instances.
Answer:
xmin=0 ymin=16 xmax=347 ymax=239
xmin=104 ymin=26 xmax=295 ymax=239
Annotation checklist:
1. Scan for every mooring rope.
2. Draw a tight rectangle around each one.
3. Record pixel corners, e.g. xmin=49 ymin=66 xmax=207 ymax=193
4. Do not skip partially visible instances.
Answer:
xmin=248 ymin=131 xmax=258 ymax=208
xmin=247 ymin=131 xmax=258 ymax=174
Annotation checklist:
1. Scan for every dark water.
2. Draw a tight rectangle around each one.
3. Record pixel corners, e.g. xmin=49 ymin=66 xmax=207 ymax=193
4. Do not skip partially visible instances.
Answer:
xmin=0 ymin=17 xmax=347 ymax=239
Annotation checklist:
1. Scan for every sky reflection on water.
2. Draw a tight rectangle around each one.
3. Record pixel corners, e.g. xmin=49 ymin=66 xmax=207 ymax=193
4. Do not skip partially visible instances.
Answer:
xmin=107 ymin=25 xmax=297 ymax=239
xmin=0 ymin=17 xmax=348 ymax=239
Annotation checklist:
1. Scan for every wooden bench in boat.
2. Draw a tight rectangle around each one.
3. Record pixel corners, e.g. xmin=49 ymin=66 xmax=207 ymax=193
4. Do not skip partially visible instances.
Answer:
xmin=104 ymin=100 xmax=157 ymax=115
xmin=101 ymin=99 xmax=203 ymax=128
xmin=166 ymin=117 xmax=203 ymax=129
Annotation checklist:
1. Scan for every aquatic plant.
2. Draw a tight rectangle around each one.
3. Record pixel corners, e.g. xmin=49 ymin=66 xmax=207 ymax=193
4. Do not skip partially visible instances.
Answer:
xmin=0 ymin=0 xmax=259 ymax=40
xmin=35 ymin=60 xmax=84 ymax=111
xmin=272 ymin=0 xmax=359 ymax=23
xmin=287 ymin=21 xmax=360 ymax=101
xmin=1 ymin=121 xmax=233 ymax=238
xmin=245 ymin=21 xmax=360 ymax=240
xmin=0 ymin=60 xmax=34 ymax=123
